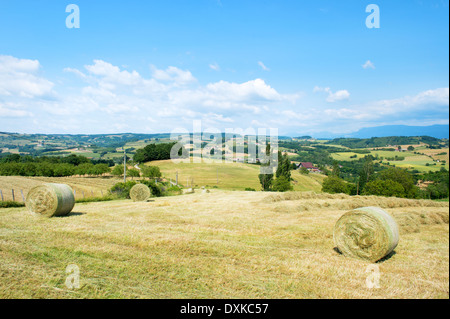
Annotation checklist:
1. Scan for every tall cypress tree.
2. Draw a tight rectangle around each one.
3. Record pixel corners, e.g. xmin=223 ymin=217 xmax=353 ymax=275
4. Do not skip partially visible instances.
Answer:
xmin=259 ymin=143 xmax=274 ymax=191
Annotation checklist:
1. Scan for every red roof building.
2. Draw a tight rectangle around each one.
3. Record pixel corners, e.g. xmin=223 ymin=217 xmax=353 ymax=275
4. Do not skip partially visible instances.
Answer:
xmin=298 ymin=162 xmax=315 ymax=169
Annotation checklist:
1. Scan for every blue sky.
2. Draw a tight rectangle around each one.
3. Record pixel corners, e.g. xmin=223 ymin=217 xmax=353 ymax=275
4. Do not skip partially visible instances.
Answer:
xmin=0 ymin=0 xmax=448 ymax=136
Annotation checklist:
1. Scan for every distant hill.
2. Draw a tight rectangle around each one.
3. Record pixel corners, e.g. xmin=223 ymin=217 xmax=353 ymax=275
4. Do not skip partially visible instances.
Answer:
xmin=310 ymin=124 xmax=449 ymax=139
xmin=348 ymin=125 xmax=449 ymax=139
xmin=326 ymin=136 xmax=446 ymax=149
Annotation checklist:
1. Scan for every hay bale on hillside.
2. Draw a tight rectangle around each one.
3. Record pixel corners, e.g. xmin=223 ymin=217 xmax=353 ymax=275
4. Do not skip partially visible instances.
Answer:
xmin=130 ymin=184 xmax=151 ymax=202
xmin=25 ymin=183 xmax=75 ymax=218
xmin=333 ymin=207 xmax=399 ymax=262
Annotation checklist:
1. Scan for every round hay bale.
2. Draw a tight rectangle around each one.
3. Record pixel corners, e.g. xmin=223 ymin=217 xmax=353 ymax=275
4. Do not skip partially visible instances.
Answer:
xmin=333 ymin=207 xmax=399 ymax=262
xmin=26 ymin=183 xmax=75 ymax=218
xmin=130 ymin=184 xmax=151 ymax=202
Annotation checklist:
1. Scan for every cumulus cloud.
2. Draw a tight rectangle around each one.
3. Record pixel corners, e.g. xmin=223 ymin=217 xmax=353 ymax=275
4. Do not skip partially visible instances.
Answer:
xmin=0 ymin=102 xmax=33 ymax=118
xmin=1 ymin=55 xmax=448 ymax=135
xmin=0 ymin=55 xmax=54 ymax=98
xmin=323 ymin=88 xmax=449 ymax=122
xmin=206 ymin=79 xmax=281 ymax=101
xmin=313 ymin=86 xmax=350 ymax=102
xmin=85 ymin=60 xmax=142 ymax=87
xmin=151 ymin=65 xmax=196 ymax=85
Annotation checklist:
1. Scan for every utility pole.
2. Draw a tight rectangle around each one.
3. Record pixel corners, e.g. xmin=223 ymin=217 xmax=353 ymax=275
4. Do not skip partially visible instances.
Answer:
xmin=123 ymin=148 xmax=127 ymax=183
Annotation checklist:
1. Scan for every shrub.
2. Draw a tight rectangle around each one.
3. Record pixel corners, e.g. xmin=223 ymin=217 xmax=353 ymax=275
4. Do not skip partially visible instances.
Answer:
xmin=140 ymin=180 xmax=163 ymax=197
xmin=362 ymin=180 xmax=406 ymax=198
xmin=109 ymin=181 xmax=137 ymax=199
xmin=0 ymin=201 xmax=25 ymax=208
xmin=299 ymin=167 xmax=309 ymax=175
xmin=166 ymin=185 xmax=182 ymax=196
xmin=272 ymin=176 xmax=293 ymax=192
xmin=127 ymin=168 xmax=140 ymax=179
xmin=322 ymin=176 xmax=350 ymax=194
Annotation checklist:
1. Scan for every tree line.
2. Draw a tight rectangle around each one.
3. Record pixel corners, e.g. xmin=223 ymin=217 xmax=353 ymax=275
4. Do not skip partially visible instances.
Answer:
xmin=322 ymin=156 xmax=449 ymax=199
xmin=133 ymin=142 xmax=181 ymax=163
xmin=0 ymin=154 xmax=113 ymax=177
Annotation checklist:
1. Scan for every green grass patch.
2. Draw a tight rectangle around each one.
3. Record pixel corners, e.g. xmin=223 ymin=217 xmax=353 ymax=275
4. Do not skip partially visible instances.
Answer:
xmin=75 ymin=195 xmax=116 ymax=204
xmin=0 ymin=201 xmax=25 ymax=208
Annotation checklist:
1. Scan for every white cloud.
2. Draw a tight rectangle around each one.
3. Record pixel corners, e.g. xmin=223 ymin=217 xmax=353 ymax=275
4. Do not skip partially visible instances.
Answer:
xmin=322 ymin=88 xmax=449 ymax=122
xmin=314 ymin=86 xmax=350 ymax=102
xmin=151 ymin=65 xmax=196 ymax=85
xmin=258 ymin=61 xmax=270 ymax=71
xmin=0 ymin=102 xmax=33 ymax=118
xmin=209 ymin=63 xmax=220 ymax=71
xmin=63 ymin=67 xmax=86 ymax=78
xmin=0 ymin=55 xmax=54 ymax=98
xmin=362 ymin=60 xmax=375 ymax=69
xmin=85 ymin=60 xmax=142 ymax=86
xmin=206 ymin=79 xmax=281 ymax=101
xmin=1 ymin=56 xmax=447 ymax=136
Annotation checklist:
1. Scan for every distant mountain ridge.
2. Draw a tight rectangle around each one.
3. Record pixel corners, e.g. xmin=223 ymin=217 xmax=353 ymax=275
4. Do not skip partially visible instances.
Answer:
xmin=349 ymin=125 xmax=449 ymax=139
xmin=313 ymin=124 xmax=449 ymax=139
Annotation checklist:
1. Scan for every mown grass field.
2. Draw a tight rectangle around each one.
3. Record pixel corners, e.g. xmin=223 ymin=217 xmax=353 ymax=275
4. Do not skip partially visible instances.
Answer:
xmin=0 ymin=191 xmax=448 ymax=299
xmin=0 ymin=159 xmax=327 ymax=202
xmin=149 ymin=160 xmax=327 ymax=192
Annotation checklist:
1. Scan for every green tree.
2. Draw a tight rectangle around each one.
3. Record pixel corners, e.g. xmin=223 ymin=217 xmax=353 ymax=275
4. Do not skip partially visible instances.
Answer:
xmin=331 ymin=161 xmax=340 ymax=178
xmin=76 ymin=163 xmax=94 ymax=176
xmin=272 ymin=176 xmax=293 ymax=192
xmin=359 ymin=156 xmax=375 ymax=191
xmin=112 ymin=164 xmax=124 ymax=177
xmin=141 ymin=165 xmax=162 ymax=179
xmin=53 ymin=163 xmax=75 ymax=177
xmin=258 ymin=143 xmax=274 ymax=191
xmin=127 ymin=168 xmax=140 ymax=180
xmin=378 ymin=167 xmax=417 ymax=198
xmin=276 ymin=152 xmax=292 ymax=180
xmin=322 ymin=176 xmax=349 ymax=194
xmin=362 ymin=180 xmax=406 ymax=198
xmin=91 ymin=164 xmax=110 ymax=176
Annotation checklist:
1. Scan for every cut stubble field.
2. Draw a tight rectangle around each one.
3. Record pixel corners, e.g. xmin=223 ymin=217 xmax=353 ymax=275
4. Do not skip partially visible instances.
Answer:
xmin=0 ymin=176 xmax=123 ymax=201
xmin=0 ymin=191 xmax=448 ymax=299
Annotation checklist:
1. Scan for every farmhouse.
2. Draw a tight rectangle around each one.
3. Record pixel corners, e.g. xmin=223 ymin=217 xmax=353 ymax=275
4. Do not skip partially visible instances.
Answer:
xmin=297 ymin=162 xmax=321 ymax=173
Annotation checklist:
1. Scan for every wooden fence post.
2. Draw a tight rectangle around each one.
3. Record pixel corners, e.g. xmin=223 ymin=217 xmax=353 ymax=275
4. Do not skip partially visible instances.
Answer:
xmin=0 ymin=189 xmax=3 ymax=201
xmin=20 ymin=190 xmax=25 ymax=202
xmin=12 ymin=189 xmax=15 ymax=202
